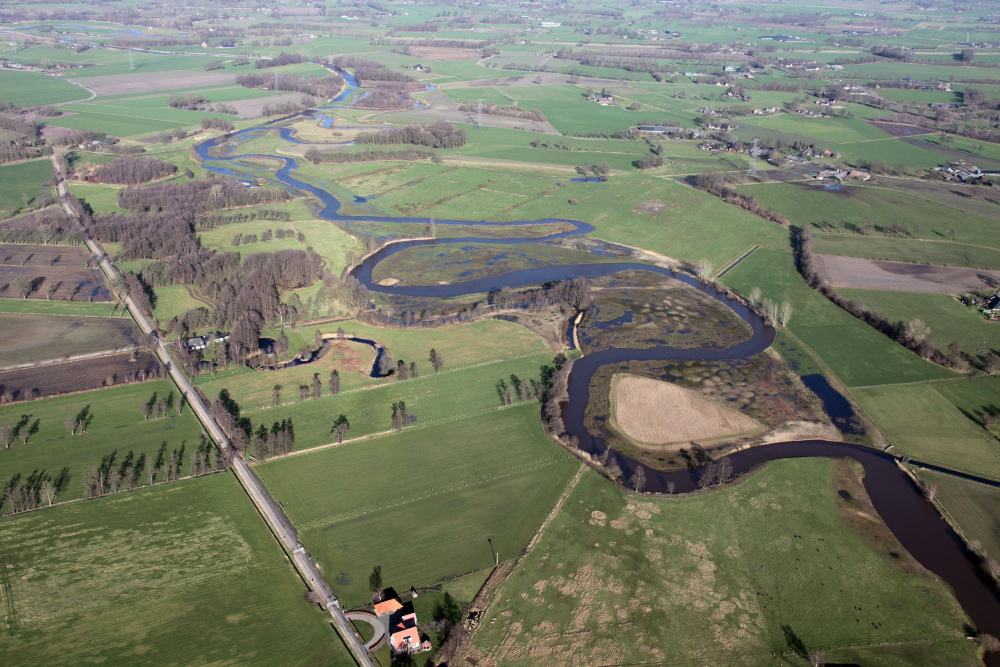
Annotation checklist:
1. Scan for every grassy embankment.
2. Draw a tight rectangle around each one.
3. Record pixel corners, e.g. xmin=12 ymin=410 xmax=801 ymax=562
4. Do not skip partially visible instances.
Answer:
xmin=917 ymin=468 xmax=1000 ymax=565
xmin=256 ymin=405 xmax=580 ymax=609
xmin=0 ymin=380 xmax=205 ymax=503
xmin=466 ymin=459 xmax=980 ymax=666
xmin=0 ymin=473 xmax=352 ymax=666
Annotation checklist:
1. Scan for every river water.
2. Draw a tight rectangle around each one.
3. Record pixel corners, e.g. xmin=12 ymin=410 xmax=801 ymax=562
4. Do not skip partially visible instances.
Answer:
xmin=194 ymin=116 xmax=1000 ymax=659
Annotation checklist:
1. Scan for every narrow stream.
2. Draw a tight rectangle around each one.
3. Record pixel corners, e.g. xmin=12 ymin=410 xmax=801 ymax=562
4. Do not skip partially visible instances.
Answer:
xmin=194 ymin=118 xmax=1000 ymax=660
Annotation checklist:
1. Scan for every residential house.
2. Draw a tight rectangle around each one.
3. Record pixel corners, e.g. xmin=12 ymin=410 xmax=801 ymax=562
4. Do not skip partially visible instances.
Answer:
xmin=376 ymin=593 xmax=431 ymax=657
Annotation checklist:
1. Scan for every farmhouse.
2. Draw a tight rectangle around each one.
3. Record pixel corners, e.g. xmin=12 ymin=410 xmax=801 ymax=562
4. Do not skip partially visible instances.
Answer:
xmin=376 ymin=594 xmax=431 ymax=657
xmin=184 ymin=331 xmax=230 ymax=351
xmin=635 ymin=125 xmax=682 ymax=134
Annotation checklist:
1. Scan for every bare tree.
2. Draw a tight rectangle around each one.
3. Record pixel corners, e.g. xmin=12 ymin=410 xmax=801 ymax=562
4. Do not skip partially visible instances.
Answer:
xmin=779 ymin=301 xmax=793 ymax=326
xmin=666 ymin=480 xmax=676 ymax=494
xmin=140 ymin=401 xmax=152 ymax=421
xmin=629 ymin=466 xmax=646 ymax=491
xmin=0 ymin=424 xmax=12 ymax=449
xmin=905 ymin=318 xmax=930 ymax=344
xmin=298 ymin=384 xmax=309 ymax=401
xmin=328 ymin=370 xmax=340 ymax=395
xmin=332 ymin=414 xmax=350 ymax=443
xmin=369 ymin=565 xmax=384 ymax=602
xmin=311 ymin=373 xmax=322 ymax=399
xmin=926 ymin=483 xmax=939 ymax=502
xmin=39 ymin=480 xmax=56 ymax=506
xmin=695 ymin=260 xmax=714 ymax=282
xmin=607 ymin=460 xmax=623 ymax=480
xmin=809 ymin=650 xmax=825 ymax=667
xmin=272 ymin=384 xmax=282 ymax=407
xmin=145 ymin=456 xmax=155 ymax=486
xmin=748 ymin=286 xmax=762 ymax=307
xmin=12 ymin=275 xmax=33 ymax=299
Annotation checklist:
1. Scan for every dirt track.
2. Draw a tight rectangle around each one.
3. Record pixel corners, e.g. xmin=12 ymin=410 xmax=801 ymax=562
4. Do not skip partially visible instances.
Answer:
xmin=814 ymin=254 xmax=1000 ymax=293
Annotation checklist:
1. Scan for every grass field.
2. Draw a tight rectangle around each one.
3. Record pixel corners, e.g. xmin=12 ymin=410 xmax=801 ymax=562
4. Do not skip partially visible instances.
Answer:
xmin=222 ymin=351 xmax=552 ymax=449
xmin=931 ymin=375 xmax=1000 ymax=441
xmin=66 ymin=182 xmax=125 ymax=215
xmin=0 ymin=160 xmax=53 ymax=218
xmin=255 ymin=405 xmax=580 ymax=609
xmin=152 ymin=284 xmax=206 ymax=322
xmin=0 ymin=298 xmax=122 ymax=317
xmin=722 ymin=249 xmax=955 ymax=387
xmin=838 ymin=289 xmax=1000 ymax=359
xmin=918 ymin=469 xmax=1000 ymax=564
xmin=466 ymin=459 xmax=977 ymax=666
xmin=199 ymin=318 xmax=551 ymax=410
xmin=44 ymin=103 xmax=211 ymax=137
xmin=197 ymin=218 xmax=363 ymax=277
xmin=853 ymin=383 xmax=1000 ymax=478
xmin=0 ymin=379 xmax=206 ymax=503
xmin=0 ymin=472 xmax=352 ymax=666
xmin=0 ymin=70 xmax=90 ymax=106
xmin=0 ymin=313 xmax=139 ymax=366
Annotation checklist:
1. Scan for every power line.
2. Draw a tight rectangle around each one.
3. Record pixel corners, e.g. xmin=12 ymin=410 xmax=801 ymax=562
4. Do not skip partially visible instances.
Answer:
xmin=746 ymin=137 xmax=759 ymax=178
xmin=274 ymin=68 xmax=280 ymax=95
xmin=475 ymin=98 xmax=483 ymax=129
xmin=128 ymin=48 xmax=135 ymax=72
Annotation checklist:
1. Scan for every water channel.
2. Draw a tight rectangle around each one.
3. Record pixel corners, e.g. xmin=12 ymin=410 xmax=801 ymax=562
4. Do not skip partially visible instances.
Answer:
xmin=195 ymin=112 xmax=1000 ymax=660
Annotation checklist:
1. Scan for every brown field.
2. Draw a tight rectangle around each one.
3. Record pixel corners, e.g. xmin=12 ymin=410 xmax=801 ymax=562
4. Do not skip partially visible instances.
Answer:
xmin=0 ymin=351 xmax=162 ymax=402
xmin=0 ymin=244 xmax=110 ymax=301
xmin=409 ymin=46 xmax=483 ymax=61
xmin=228 ymin=93 xmax=310 ymax=119
xmin=866 ymin=120 xmax=933 ymax=138
xmin=0 ymin=313 xmax=139 ymax=367
xmin=813 ymin=254 xmax=1000 ymax=293
xmin=611 ymin=374 xmax=760 ymax=445
xmin=71 ymin=71 xmax=239 ymax=97
xmin=0 ymin=207 xmax=68 ymax=230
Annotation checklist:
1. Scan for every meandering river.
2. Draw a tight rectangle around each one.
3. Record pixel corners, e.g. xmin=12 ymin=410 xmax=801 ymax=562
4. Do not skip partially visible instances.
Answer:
xmin=195 ymin=117 xmax=1000 ymax=660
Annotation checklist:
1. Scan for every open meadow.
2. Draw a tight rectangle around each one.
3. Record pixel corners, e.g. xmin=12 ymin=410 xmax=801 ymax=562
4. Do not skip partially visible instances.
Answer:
xmin=256 ymin=405 xmax=580 ymax=608
xmin=918 ymin=468 xmax=1000 ymax=565
xmin=465 ymin=459 xmax=978 ymax=666
xmin=0 ymin=379 xmax=205 ymax=503
xmin=0 ymin=472 xmax=352 ymax=666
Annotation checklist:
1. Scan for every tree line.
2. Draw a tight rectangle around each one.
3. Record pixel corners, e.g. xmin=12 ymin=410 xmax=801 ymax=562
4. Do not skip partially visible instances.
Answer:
xmin=355 ymin=121 xmax=466 ymax=148
xmin=456 ymin=102 xmax=546 ymax=123
xmin=237 ymin=73 xmax=344 ymax=99
xmin=304 ymin=146 xmax=440 ymax=164
xmin=0 ymin=414 xmax=40 ymax=448
xmin=2 ymin=467 xmax=70 ymax=514
xmin=689 ymin=173 xmax=790 ymax=227
xmin=329 ymin=55 xmax=416 ymax=84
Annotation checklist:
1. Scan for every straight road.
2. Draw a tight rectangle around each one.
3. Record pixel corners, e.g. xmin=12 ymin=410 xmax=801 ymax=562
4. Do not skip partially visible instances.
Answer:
xmin=51 ymin=155 xmax=376 ymax=667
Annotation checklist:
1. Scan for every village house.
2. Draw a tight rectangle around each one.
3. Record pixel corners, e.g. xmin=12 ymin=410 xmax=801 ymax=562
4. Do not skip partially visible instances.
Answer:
xmin=375 ymin=594 xmax=432 ymax=657
xmin=184 ymin=331 xmax=230 ymax=351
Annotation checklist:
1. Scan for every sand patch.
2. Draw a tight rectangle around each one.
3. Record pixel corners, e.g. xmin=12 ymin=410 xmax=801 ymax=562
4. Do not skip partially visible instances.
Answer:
xmin=612 ymin=374 xmax=760 ymax=445
xmin=633 ymin=201 xmax=668 ymax=215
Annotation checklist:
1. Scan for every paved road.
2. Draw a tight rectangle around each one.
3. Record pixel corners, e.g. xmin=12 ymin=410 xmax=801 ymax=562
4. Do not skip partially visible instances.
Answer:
xmin=51 ymin=155 xmax=376 ymax=667
xmin=345 ymin=611 xmax=388 ymax=650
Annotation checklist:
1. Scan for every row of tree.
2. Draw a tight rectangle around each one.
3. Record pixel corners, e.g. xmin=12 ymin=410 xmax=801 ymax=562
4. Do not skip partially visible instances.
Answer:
xmin=2 ymin=467 xmax=70 ymax=514
xmin=690 ymin=172 xmax=790 ymax=226
xmin=496 ymin=373 xmax=542 ymax=406
xmin=0 ymin=414 xmax=40 ymax=447
xmin=456 ymin=102 xmax=546 ymax=123
xmin=304 ymin=146 xmax=440 ymax=164
xmin=87 ymin=156 xmax=177 ymax=186
xmin=237 ymin=73 xmax=344 ymax=99
xmin=354 ymin=121 xmax=466 ymax=148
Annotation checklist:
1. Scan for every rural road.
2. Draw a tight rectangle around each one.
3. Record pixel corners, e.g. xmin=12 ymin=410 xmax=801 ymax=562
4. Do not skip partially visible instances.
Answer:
xmin=51 ymin=155 xmax=377 ymax=667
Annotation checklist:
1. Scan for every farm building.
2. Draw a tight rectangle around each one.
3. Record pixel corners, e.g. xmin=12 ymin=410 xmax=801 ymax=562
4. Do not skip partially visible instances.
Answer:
xmin=184 ymin=331 xmax=230 ymax=351
xmin=635 ymin=125 xmax=682 ymax=134
xmin=376 ymin=594 xmax=431 ymax=656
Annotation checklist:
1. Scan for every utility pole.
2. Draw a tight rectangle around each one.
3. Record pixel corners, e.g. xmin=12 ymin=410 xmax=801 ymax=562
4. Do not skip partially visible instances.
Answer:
xmin=11 ymin=40 xmax=19 ymax=54
xmin=475 ymin=98 xmax=483 ymax=129
xmin=746 ymin=137 xmax=759 ymax=178
xmin=274 ymin=68 xmax=280 ymax=94
xmin=128 ymin=48 xmax=135 ymax=72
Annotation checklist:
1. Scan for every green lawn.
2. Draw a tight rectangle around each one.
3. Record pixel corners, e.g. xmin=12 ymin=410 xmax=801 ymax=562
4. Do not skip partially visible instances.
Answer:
xmin=722 ymin=248 xmax=955 ymax=387
xmin=853 ymin=382 xmax=1000 ymax=478
xmin=0 ymin=380 xmax=205 ymax=503
xmin=0 ymin=473 xmax=352 ymax=666
xmin=466 ymin=460 xmax=978 ymax=666
xmin=199 ymin=318 xmax=551 ymax=411
xmin=838 ymin=289 xmax=1000 ymax=359
xmin=67 ymin=182 xmax=125 ymax=215
xmin=255 ymin=405 xmax=580 ymax=609
xmin=0 ymin=160 xmax=53 ymax=217
xmin=0 ymin=70 xmax=90 ymax=106
xmin=152 ymin=284 xmax=206 ymax=322
xmin=918 ymin=468 xmax=1000 ymax=565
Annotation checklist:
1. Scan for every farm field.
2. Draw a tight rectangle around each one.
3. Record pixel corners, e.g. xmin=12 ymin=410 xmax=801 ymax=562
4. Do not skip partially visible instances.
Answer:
xmin=0 ymin=473 xmax=352 ymax=666
xmin=931 ymin=375 xmax=1000 ymax=441
xmin=0 ymin=298 xmax=119 ymax=316
xmin=255 ymin=405 xmax=580 ymax=609
xmin=837 ymin=289 xmax=1000 ymax=358
xmin=852 ymin=383 xmax=1000 ymax=478
xmin=813 ymin=255 xmax=1000 ymax=294
xmin=0 ymin=379 xmax=205 ymax=503
xmin=813 ymin=235 xmax=1000 ymax=271
xmin=0 ymin=160 xmax=54 ymax=218
xmin=0 ymin=313 xmax=139 ymax=366
xmin=917 ymin=469 xmax=1000 ymax=564
xmin=0 ymin=244 xmax=110 ymax=302
xmin=0 ymin=350 xmax=161 ymax=401
xmin=721 ymin=248 xmax=955 ymax=387
xmin=465 ymin=460 xmax=978 ymax=666
xmin=0 ymin=70 xmax=90 ymax=106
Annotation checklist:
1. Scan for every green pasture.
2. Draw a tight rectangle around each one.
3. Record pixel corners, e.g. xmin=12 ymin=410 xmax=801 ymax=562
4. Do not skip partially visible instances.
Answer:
xmin=918 ymin=468 xmax=1000 ymax=564
xmin=45 ymin=103 xmax=211 ymax=137
xmin=739 ymin=182 xmax=1000 ymax=247
xmin=501 ymin=85 xmax=646 ymax=136
xmin=442 ymin=87 xmax=513 ymax=106
xmin=813 ymin=236 xmax=1000 ymax=271
xmin=0 ymin=313 xmax=137 ymax=366
xmin=0 ymin=299 xmax=122 ymax=317
xmin=255 ymin=405 xmax=579 ymax=608
xmin=67 ymin=182 xmax=124 ymax=215
xmin=0 ymin=473 xmax=351 ymax=666
xmin=197 ymin=218 xmax=363 ymax=276
xmin=0 ymin=70 xmax=89 ymax=106
xmin=0 ymin=380 xmax=205 ymax=503
xmin=198 ymin=318 xmax=549 ymax=410
xmin=0 ymin=160 xmax=53 ymax=217
xmin=228 ymin=351 xmax=552 ymax=449
xmin=853 ymin=382 xmax=1000 ymax=478
xmin=722 ymin=248 xmax=955 ymax=387
xmin=933 ymin=375 xmax=1000 ymax=440
xmin=467 ymin=460 xmax=978 ymax=666
xmin=838 ymin=289 xmax=1000 ymax=358
xmin=152 ymin=284 xmax=206 ymax=322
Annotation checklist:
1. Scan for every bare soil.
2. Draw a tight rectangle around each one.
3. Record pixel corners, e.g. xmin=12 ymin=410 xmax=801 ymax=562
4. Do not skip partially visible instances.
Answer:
xmin=0 ymin=207 xmax=68 ymax=231
xmin=0 ymin=244 xmax=110 ymax=301
xmin=0 ymin=351 xmax=162 ymax=402
xmin=814 ymin=253 xmax=1000 ymax=293
xmin=612 ymin=374 xmax=760 ymax=445
xmin=71 ymin=71 xmax=239 ymax=97
xmin=0 ymin=313 xmax=138 ymax=366
xmin=409 ymin=47 xmax=483 ymax=61
xmin=866 ymin=120 xmax=933 ymax=138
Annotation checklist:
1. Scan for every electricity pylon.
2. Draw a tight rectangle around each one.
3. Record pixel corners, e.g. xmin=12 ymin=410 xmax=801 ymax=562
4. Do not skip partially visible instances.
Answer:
xmin=746 ymin=137 xmax=759 ymax=178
